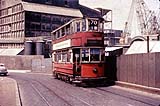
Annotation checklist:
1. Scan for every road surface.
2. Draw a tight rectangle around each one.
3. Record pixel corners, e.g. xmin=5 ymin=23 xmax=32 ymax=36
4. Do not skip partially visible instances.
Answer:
xmin=9 ymin=73 xmax=160 ymax=106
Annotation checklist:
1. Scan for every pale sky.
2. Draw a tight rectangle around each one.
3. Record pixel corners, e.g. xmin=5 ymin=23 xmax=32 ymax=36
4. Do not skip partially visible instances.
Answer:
xmin=79 ymin=0 xmax=160 ymax=32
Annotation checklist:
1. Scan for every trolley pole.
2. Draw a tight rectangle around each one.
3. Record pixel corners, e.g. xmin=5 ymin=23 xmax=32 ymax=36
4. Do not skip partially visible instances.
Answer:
xmin=147 ymin=36 xmax=149 ymax=53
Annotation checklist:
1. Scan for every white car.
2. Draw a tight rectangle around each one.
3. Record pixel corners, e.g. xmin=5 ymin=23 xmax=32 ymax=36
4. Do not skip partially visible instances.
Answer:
xmin=0 ymin=63 xmax=8 ymax=76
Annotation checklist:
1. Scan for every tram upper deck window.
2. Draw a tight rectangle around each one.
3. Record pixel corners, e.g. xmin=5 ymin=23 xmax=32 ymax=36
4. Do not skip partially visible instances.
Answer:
xmin=56 ymin=30 xmax=60 ymax=38
xmin=62 ymin=28 xmax=65 ymax=36
xmin=52 ymin=32 xmax=56 ymax=40
xmin=66 ymin=24 xmax=70 ymax=35
xmin=76 ymin=22 xmax=80 ymax=32
xmin=81 ymin=48 xmax=89 ymax=62
xmin=90 ymin=48 xmax=100 ymax=61
xmin=82 ymin=19 xmax=86 ymax=31
xmin=88 ymin=19 xmax=98 ymax=31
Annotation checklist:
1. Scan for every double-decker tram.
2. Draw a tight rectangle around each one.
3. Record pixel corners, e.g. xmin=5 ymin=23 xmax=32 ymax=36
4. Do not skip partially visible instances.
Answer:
xmin=51 ymin=18 xmax=106 ymax=85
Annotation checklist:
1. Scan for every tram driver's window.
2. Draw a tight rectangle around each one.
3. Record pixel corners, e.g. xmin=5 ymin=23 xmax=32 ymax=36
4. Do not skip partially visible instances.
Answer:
xmin=81 ymin=48 xmax=89 ymax=62
xmin=90 ymin=48 xmax=100 ymax=61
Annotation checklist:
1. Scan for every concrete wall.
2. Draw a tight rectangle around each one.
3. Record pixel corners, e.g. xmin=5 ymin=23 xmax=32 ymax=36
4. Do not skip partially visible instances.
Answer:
xmin=117 ymin=53 xmax=160 ymax=88
xmin=0 ymin=55 xmax=52 ymax=73
xmin=32 ymin=58 xmax=52 ymax=73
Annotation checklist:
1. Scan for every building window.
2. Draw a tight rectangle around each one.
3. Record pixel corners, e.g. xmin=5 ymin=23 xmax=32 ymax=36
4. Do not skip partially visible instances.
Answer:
xmin=46 ymin=0 xmax=52 ymax=4
xmin=8 ymin=8 xmax=12 ymax=15
xmin=22 ymin=22 xmax=24 ymax=29
xmin=64 ymin=0 xmax=68 ymax=6
xmin=22 ymin=12 xmax=24 ymax=20
xmin=0 ymin=19 xmax=2 ymax=24
xmin=2 ymin=1 xmax=5 ymax=7
xmin=42 ymin=24 xmax=45 ymax=30
xmin=46 ymin=24 xmax=51 ymax=31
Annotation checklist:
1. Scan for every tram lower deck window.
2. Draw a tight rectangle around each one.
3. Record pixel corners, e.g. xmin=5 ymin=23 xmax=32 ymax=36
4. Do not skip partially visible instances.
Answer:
xmin=81 ymin=48 xmax=89 ymax=62
xmin=54 ymin=52 xmax=61 ymax=62
xmin=62 ymin=52 xmax=67 ymax=62
xmin=81 ymin=48 xmax=102 ymax=62
xmin=90 ymin=48 xmax=100 ymax=61
xmin=54 ymin=50 xmax=71 ymax=63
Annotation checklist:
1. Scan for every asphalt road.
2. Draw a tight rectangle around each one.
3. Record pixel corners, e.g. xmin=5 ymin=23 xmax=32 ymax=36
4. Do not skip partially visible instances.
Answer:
xmin=8 ymin=73 xmax=160 ymax=106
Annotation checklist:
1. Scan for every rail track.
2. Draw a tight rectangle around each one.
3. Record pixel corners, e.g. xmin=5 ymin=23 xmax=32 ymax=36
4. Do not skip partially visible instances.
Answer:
xmin=91 ymin=87 xmax=159 ymax=106
xmin=14 ymin=75 xmax=93 ymax=106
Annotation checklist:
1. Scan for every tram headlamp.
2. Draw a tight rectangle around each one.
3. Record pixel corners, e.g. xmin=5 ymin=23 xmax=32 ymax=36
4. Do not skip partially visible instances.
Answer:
xmin=93 ymin=68 xmax=98 ymax=73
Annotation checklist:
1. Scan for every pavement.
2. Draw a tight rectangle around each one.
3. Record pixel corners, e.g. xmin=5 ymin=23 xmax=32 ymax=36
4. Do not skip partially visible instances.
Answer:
xmin=0 ymin=77 xmax=21 ymax=106
xmin=8 ymin=70 xmax=31 ymax=73
xmin=0 ymin=72 xmax=160 ymax=106
xmin=0 ymin=70 xmax=49 ymax=106
xmin=115 ymin=81 xmax=160 ymax=95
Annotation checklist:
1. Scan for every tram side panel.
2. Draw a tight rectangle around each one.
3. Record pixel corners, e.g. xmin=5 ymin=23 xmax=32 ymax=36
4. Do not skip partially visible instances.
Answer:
xmin=81 ymin=63 xmax=104 ymax=78
xmin=54 ymin=63 xmax=73 ymax=75
xmin=71 ymin=32 xmax=103 ymax=47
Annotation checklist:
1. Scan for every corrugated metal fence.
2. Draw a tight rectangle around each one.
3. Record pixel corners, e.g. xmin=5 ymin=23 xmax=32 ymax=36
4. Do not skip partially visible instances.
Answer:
xmin=117 ymin=53 xmax=160 ymax=88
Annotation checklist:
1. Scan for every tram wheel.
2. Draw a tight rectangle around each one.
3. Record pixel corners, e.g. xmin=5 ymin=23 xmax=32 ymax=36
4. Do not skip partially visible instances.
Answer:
xmin=54 ymin=73 xmax=58 ymax=79
xmin=68 ymin=77 xmax=73 ymax=84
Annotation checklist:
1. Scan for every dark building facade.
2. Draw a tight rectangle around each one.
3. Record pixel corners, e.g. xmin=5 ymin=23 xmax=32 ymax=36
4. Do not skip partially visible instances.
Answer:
xmin=104 ymin=29 xmax=123 ymax=46
xmin=0 ymin=0 xmax=103 ymax=56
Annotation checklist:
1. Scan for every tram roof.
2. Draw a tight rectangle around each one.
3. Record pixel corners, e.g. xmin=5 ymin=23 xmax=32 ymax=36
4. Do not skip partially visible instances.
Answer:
xmin=22 ymin=2 xmax=83 ymax=17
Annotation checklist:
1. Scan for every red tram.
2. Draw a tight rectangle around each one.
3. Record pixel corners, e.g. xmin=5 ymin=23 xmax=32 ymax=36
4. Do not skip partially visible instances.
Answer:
xmin=51 ymin=18 xmax=106 ymax=85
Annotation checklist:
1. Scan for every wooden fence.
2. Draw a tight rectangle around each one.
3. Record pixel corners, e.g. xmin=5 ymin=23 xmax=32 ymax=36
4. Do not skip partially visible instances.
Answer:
xmin=117 ymin=53 xmax=160 ymax=88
